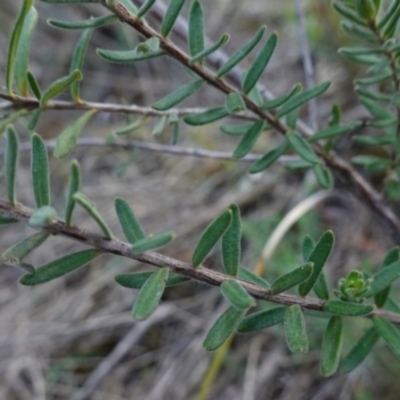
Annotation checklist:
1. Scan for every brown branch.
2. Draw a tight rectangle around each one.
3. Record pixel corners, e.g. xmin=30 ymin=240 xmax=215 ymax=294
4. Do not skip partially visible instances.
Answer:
xmin=1 ymin=198 xmax=399 ymax=324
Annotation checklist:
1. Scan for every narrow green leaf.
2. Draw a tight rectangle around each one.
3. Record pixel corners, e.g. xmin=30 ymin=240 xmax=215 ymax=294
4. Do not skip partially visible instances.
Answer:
xmin=358 ymin=88 xmax=393 ymax=103
xmin=6 ymin=0 xmax=33 ymax=96
xmin=220 ymin=122 xmax=254 ymax=135
xmin=131 ymin=232 xmax=175 ymax=254
xmin=270 ymin=263 xmax=313 ymax=295
xmin=360 ymin=98 xmax=393 ymax=120
xmin=28 ymin=108 xmax=42 ymax=131
xmin=332 ymin=1 xmax=369 ymax=26
xmin=152 ymin=116 xmax=167 ymax=135
xmin=321 ymin=316 xmax=343 ymax=377
xmin=225 ymin=93 xmax=246 ymax=114
xmin=366 ymin=260 xmax=400 ymax=297
xmin=381 ymin=1 xmax=400 ymax=38
xmin=242 ymin=33 xmax=277 ymax=94
xmin=352 ymin=135 xmax=393 ymax=146
xmin=188 ymin=0 xmax=204 ymax=57
xmin=115 ymin=197 xmax=146 ymax=243
xmin=31 ymin=133 xmax=50 ymax=208
xmin=238 ymin=266 xmax=270 ymax=289
xmin=152 ymin=79 xmax=205 ymax=111
xmin=0 ymin=110 xmax=30 ymax=135
xmin=340 ymin=327 xmax=379 ymax=373
xmin=313 ymin=164 xmax=334 ymax=190
xmin=40 ymin=69 xmax=82 ymax=106
xmin=3 ymin=230 xmax=49 ymax=262
xmin=233 ymin=120 xmax=265 ymax=158
xmin=70 ymin=29 xmax=93 ymax=103
xmin=303 ymin=235 xmax=315 ymax=261
xmin=97 ymin=48 xmax=164 ymax=63
xmin=324 ymin=300 xmax=373 ymax=316
xmin=27 ymin=72 xmax=41 ymax=100
xmin=183 ymin=107 xmax=230 ymax=126
xmin=314 ymin=273 xmax=330 ymax=300
xmin=249 ymin=141 xmax=289 ymax=174
xmin=114 ymin=117 xmax=147 ymax=136
xmin=237 ymin=307 xmax=286 ymax=333
xmin=299 ymin=230 xmax=335 ymax=296
xmin=217 ymin=25 xmax=266 ymax=78
xmin=20 ymin=249 xmax=100 ymax=286
xmin=137 ymin=0 xmax=157 ymax=18
xmin=375 ymin=247 xmax=399 ymax=308
xmin=355 ymin=71 xmax=392 ymax=86
xmin=15 ymin=7 xmax=38 ymax=97
xmin=192 ymin=209 xmax=232 ymax=267
xmin=351 ymin=155 xmax=391 ymax=172
xmin=373 ymin=315 xmax=400 ymax=358
xmin=277 ymin=82 xmax=330 ymax=118
xmin=5 ymin=126 xmax=19 ymax=205
xmin=220 ymin=279 xmax=255 ymax=309
xmin=340 ymin=21 xmax=378 ymax=43
xmin=132 ymin=268 xmax=169 ymax=320
xmin=285 ymin=159 xmax=314 ymax=170
xmin=260 ymin=83 xmax=302 ymax=110
xmin=65 ymin=160 xmax=81 ymax=226
xmin=287 ymin=131 xmax=319 ymax=164
xmin=161 ymin=0 xmax=185 ymax=38
xmin=118 ymin=0 xmax=138 ymax=15
xmin=115 ymin=271 xmax=189 ymax=289
xmin=203 ymin=306 xmax=246 ymax=351
xmin=222 ymin=204 xmax=241 ymax=276
xmin=189 ymin=33 xmax=230 ymax=64
xmin=284 ymin=305 xmax=309 ymax=353
xmin=48 ymin=15 xmax=118 ymax=29
xmin=28 ymin=206 xmax=57 ymax=229
xmin=54 ymin=110 xmax=96 ymax=158
xmin=309 ymin=123 xmax=361 ymax=142
xmin=73 ymin=192 xmax=113 ymax=239
xmin=0 ymin=215 xmax=18 ymax=225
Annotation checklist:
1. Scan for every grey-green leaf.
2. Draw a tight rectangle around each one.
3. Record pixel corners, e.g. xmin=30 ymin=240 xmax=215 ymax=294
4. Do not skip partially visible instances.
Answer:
xmin=225 ymin=93 xmax=246 ymax=114
xmin=321 ymin=316 xmax=343 ymax=377
xmin=366 ymin=260 xmax=400 ymax=297
xmin=324 ymin=300 xmax=373 ymax=316
xmin=203 ymin=306 xmax=246 ymax=351
xmin=260 ymin=83 xmax=302 ymax=110
xmin=48 ymin=15 xmax=118 ymax=30
xmin=270 ymin=263 xmax=313 ymax=295
xmin=237 ymin=307 xmax=286 ymax=333
xmin=313 ymin=164 xmax=334 ymax=189
xmin=27 ymin=72 xmax=42 ymax=100
xmin=287 ymin=131 xmax=319 ymax=164
xmin=132 ymin=268 xmax=169 ymax=320
xmin=5 ymin=126 xmax=19 ymax=205
xmin=192 ymin=209 xmax=232 ymax=267
xmin=242 ymin=32 xmax=277 ymax=94
xmin=284 ymin=304 xmax=309 ymax=353
xmin=65 ymin=160 xmax=81 ymax=226
xmin=233 ymin=120 xmax=265 ymax=158
xmin=115 ymin=271 xmax=189 ymax=289
xmin=28 ymin=206 xmax=57 ymax=229
xmin=220 ymin=279 xmax=255 ymax=309
xmin=309 ymin=123 xmax=361 ymax=142
xmin=188 ymin=0 xmax=204 ymax=57
xmin=20 ymin=249 xmax=100 ymax=285
xmin=137 ymin=0 xmax=157 ymax=18
xmin=249 ymin=140 xmax=289 ymax=173
xmin=375 ymin=247 xmax=399 ymax=308
xmin=373 ymin=315 xmax=400 ymax=358
xmin=54 ymin=110 xmax=96 ymax=158
xmin=161 ymin=0 xmax=185 ymax=38
xmin=28 ymin=108 xmax=42 ymax=130
xmin=184 ymin=107 xmax=230 ymax=126
xmin=222 ymin=204 xmax=241 ymax=276
xmin=303 ymin=235 xmax=315 ymax=261
xmin=238 ymin=266 xmax=270 ymax=289
xmin=31 ymin=133 xmax=50 ymax=208
xmin=131 ymin=232 xmax=175 ymax=254
xmin=220 ymin=122 xmax=254 ymax=135
xmin=189 ymin=33 xmax=230 ymax=64
xmin=115 ymin=197 xmax=146 ymax=244
xmin=152 ymin=79 xmax=205 ymax=111
xmin=97 ymin=48 xmax=164 ymax=63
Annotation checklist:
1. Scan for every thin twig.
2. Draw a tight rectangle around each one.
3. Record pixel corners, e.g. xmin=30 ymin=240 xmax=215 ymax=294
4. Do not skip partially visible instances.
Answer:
xmin=1 ymin=198 xmax=400 ymax=324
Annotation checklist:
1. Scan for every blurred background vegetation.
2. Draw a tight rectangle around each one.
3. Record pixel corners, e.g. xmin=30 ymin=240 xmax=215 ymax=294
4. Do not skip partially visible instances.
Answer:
xmin=1 ymin=1 xmax=399 ymax=399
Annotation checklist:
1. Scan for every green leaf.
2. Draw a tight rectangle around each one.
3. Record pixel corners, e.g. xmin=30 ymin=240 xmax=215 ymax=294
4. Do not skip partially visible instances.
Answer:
xmin=220 ymin=122 xmax=255 ymax=135
xmin=0 ymin=215 xmax=18 ymax=225
xmin=277 ymin=82 xmax=330 ymax=118
xmin=203 ymin=306 xmax=246 ymax=351
xmin=284 ymin=304 xmax=309 ymax=353
xmin=54 ymin=110 xmax=96 ymax=158
xmin=242 ymin=33 xmax=277 ymax=94
xmin=237 ymin=307 xmax=286 ymax=333
xmin=152 ymin=79 xmax=205 ymax=111
xmin=313 ymin=164 xmax=334 ymax=189
xmin=366 ymin=260 xmax=400 ymax=297
xmin=352 ymin=135 xmax=393 ymax=146
xmin=6 ymin=0 xmax=33 ymax=96
xmin=299 ymin=230 xmax=335 ymax=296
xmin=97 ymin=48 xmax=164 ymax=63
xmin=321 ymin=316 xmax=343 ymax=377
xmin=152 ymin=116 xmax=167 ymax=135
xmin=340 ymin=21 xmax=378 ymax=43
xmin=314 ymin=273 xmax=330 ymax=300
xmin=238 ymin=266 xmax=270 ymax=289
xmin=188 ymin=0 xmax=204 ymax=57
xmin=303 ymin=235 xmax=315 ymax=262
xmin=115 ymin=197 xmax=146 ymax=244
xmin=28 ymin=206 xmax=57 ymax=229
xmin=161 ymin=0 xmax=185 ymax=38
xmin=19 ymin=249 xmax=100 ymax=286
xmin=73 ymin=192 xmax=113 ymax=239
xmin=189 ymin=33 xmax=230 ymax=64
xmin=132 ymin=268 xmax=169 ymax=320
xmin=351 ymin=155 xmax=391 ymax=172
xmin=360 ymin=98 xmax=393 ymax=120
xmin=15 ymin=7 xmax=38 ymax=97
xmin=184 ymin=107 xmax=230 ymax=126
xmin=114 ymin=117 xmax=147 ymax=136
xmin=377 ymin=0 xmax=400 ymax=29
xmin=260 ymin=83 xmax=302 ymax=110
xmin=248 ymin=140 xmax=289 ymax=174
xmin=355 ymin=71 xmax=392 ymax=86
xmin=217 ymin=25 xmax=266 ymax=78
xmin=233 ymin=120 xmax=265 ymax=158
xmin=357 ymin=88 xmax=393 ymax=103
xmin=286 ymin=131 xmax=319 ymax=164
xmin=0 ymin=110 xmax=30 ymax=135
xmin=27 ymin=72 xmax=42 ymax=100
xmin=225 ymin=93 xmax=246 ymax=114
xmin=5 ymin=126 xmax=19 ymax=205
xmin=324 ymin=300 xmax=373 ymax=316
xmin=115 ymin=271 xmax=189 ymax=289
xmin=192 ymin=209 xmax=232 ymax=267
xmin=220 ymin=279 xmax=255 ymax=309
xmin=381 ymin=1 xmax=400 ymax=38
xmin=308 ymin=123 xmax=361 ymax=142
xmin=137 ymin=0 xmax=157 ymax=18
xmin=40 ymin=69 xmax=82 ymax=106
xmin=332 ymin=1 xmax=369 ymax=26
xmin=70 ymin=29 xmax=93 ymax=103
xmin=222 ymin=204 xmax=241 ymax=276
xmin=65 ymin=160 xmax=81 ymax=226
xmin=131 ymin=232 xmax=175 ymax=254
xmin=375 ymin=247 xmax=399 ymax=308
xmin=340 ymin=327 xmax=379 ymax=373
xmin=373 ymin=316 xmax=400 ymax=358
xmin=48 ymin=15 xmax=118 ymax=29
xmin=385 ymin=179 xmax=400 ymax=202
xmin=118 ymin=0 xmax=138 ymax=15
xmin=270 ymin=263 xmax=313 ymax=295
xmin=31 ymin=133 xmax=50 ymax=208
